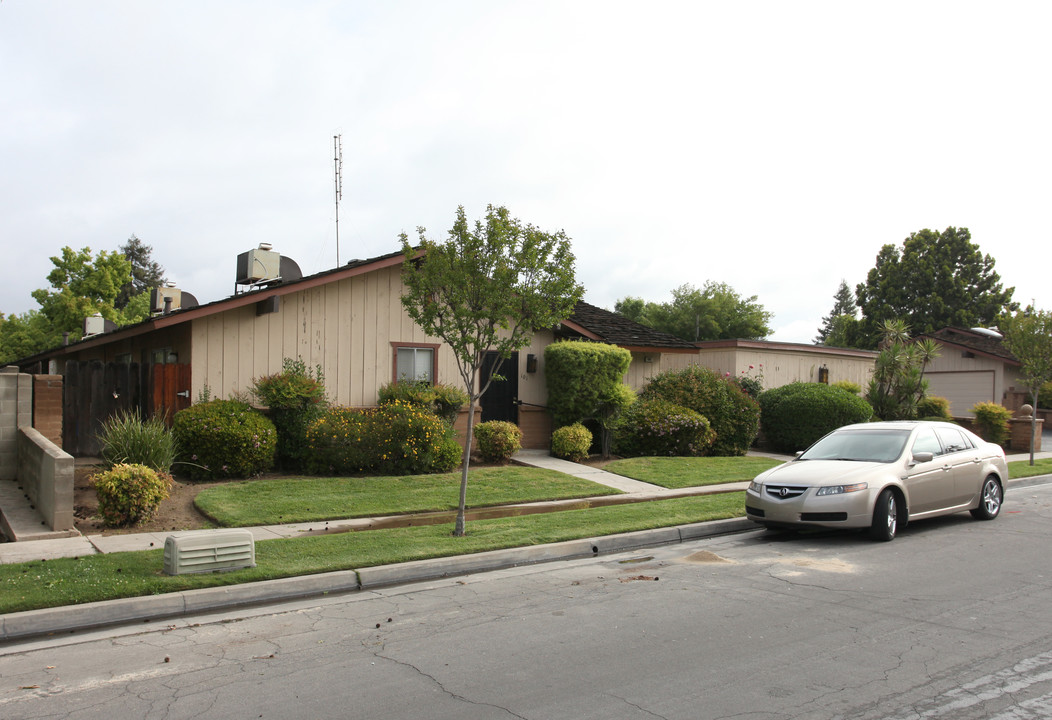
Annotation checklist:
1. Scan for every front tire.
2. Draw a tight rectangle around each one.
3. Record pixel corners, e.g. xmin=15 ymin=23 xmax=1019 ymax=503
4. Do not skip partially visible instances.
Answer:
xmin=870 ymin=489 xmax=898 ymax=542
xmin=970 ymin=476 xmax=1003 ymax=520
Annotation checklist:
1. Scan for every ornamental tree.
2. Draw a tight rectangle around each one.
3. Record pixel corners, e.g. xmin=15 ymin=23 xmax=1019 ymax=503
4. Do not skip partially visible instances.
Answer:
xmin=400 ymin=205 xmax=584 ymax=536
xmin=1001 ymin=307 xmax=1052 ymax=464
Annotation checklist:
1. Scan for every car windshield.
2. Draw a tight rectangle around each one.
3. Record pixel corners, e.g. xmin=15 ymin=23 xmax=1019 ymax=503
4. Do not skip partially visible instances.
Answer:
xmin=798 ymin=429 xmax=911 ymax=463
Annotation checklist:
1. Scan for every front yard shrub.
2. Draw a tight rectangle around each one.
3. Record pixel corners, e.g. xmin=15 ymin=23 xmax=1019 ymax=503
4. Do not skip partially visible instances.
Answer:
xmin=970 ymin=402 xmax=1012 ymax=446
xmin=545 ymin=341 xmax=632 ymax=428
xmin=377 ymin=380 xmax=468 ymax=427
xmin=614 ymin=398 xmax=716 ymax=457
xmin=97 ymin=409 xmax=178 ymax=473
xmin=473 ymin=420 xmax=523 ymax=463
xmin=92 ymin=463 xmax=172 ymax=526
xmin=832 ymin=380 xmax=862 ymax=395
xmin=639 ymin=365 xmax=759 ymax=456
xmin=306 ymin=401 xmax=461 ymax=475
xmin=173 ymin=400 xmax=277 ymax=480
xmin=916 ymin=395 xmax=953 ymax=421
xmin=550 ymin=422 xmax=592 ymax=462
xmin=759 ymin=382 xmax=873 ymax=453
xmin=252 ymin=357 xmax=328 ymax=471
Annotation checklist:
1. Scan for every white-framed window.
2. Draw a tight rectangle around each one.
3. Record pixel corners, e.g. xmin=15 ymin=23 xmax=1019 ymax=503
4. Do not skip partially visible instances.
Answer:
xmin=393 ymin=344 xmax=437 ymax=384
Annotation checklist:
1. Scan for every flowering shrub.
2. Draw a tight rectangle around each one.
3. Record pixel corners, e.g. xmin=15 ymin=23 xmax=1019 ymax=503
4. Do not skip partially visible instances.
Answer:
xmin=640 ymin=365 xmax=759 ymax=456
xmin=550 ymin=423 xmax=592 ymax=462
xmin=377 ymin=380 xmax=468 ymax=427
xmin=92 ymin=463 xmax=173 ymax=526
xmin=306 ymin=401 xmax=461 ymax=475
xmin=759 ymin=382 xmax=873 ymax=453
xmin=473 ymin=421 xmax=522 ymax=463
xmin=614 ymin=398 xmax=716 ymax=457
xmin=172 ymin=400 xmax=277 ymax=480
xmin=730 ymin=364 xmax=764 ymax=399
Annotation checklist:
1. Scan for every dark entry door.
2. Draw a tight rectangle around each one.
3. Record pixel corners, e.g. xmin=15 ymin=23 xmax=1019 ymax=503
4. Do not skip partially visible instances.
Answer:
xmin=480 ymin=351 xmax=519 ymax=424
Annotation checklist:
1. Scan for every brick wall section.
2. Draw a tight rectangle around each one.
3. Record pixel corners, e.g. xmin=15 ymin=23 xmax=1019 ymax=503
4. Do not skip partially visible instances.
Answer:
xmin=32 ymin=375 xmax=63 ymax=448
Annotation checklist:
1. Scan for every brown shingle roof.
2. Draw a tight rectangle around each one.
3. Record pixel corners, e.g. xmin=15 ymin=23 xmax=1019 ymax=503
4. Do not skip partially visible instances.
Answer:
xmin=563 ymin=301 xmax=697 ymax=350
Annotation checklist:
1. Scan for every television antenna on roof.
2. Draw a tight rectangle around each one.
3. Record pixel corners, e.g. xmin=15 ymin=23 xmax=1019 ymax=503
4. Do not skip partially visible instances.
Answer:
xmin=333 ymin=134 xmax=343 ymax=266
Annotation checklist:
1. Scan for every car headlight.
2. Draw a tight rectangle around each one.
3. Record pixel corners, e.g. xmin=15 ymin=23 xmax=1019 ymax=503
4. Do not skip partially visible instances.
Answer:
xmin=748 ymin=480 xmax=763 ymax=493
xmin=815 ymin=482 xmax=868 ymax=496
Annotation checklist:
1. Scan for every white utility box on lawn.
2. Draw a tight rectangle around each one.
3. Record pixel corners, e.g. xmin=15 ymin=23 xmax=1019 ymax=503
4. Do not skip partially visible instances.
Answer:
xmin=163 ymin=529 xmax=256 ymax=575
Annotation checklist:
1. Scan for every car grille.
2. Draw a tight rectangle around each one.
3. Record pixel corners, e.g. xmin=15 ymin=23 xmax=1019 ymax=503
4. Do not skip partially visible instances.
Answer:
xmin=800 ymin=512 xmax=848 ymax=522
xmin=764 ymin=485 xmax=807 ymax=500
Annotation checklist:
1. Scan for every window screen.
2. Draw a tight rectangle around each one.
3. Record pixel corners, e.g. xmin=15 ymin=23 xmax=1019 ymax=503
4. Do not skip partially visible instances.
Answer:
xmin=396 ymin=347 xmax=434 ymax=383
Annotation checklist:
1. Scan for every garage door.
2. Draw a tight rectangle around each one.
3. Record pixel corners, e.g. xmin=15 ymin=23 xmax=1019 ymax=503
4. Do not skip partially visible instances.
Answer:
xmin=925 ymin=371 xmax=996 ymax=417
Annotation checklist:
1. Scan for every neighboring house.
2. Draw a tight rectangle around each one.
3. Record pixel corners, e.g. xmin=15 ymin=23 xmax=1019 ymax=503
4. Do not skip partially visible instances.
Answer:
xmin=919 ymin=327 xmax=1027 ymax=418
xmin=693 ymin=339 xmax=877 ymax=390
xmin=15 ymin=248 xmax=706 ymax=452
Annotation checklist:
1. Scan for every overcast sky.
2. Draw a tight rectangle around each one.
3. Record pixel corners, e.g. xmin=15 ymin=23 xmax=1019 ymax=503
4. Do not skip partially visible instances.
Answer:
xmin=3 ymin=1 xmax=1049 ymax=343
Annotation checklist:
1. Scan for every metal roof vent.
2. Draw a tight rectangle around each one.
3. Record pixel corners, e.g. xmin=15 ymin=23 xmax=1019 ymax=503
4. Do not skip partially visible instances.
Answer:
xmin=163 ymin=529 xmax=256 ymax=575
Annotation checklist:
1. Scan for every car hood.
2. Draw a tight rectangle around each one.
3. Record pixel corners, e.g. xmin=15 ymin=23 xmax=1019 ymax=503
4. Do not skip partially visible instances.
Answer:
xmin=756 ymin=459 xmax=890 ymax=486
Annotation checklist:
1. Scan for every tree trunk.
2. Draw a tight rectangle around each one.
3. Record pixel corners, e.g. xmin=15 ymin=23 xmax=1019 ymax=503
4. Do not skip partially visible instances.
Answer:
xmin=455 ymin=397 xmax=478 ymax=536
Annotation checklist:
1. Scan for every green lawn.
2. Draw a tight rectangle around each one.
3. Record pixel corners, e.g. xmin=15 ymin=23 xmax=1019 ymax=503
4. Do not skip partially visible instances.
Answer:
xmin=194 ymin=466 xmax=621 ymax=526
xmin=1008 ymin=457 xmax=1052 ymax=479
xmin=602 ymin=456 xmax=784 ymax=488
xmin=0 ymin=493 xmax=745 ymax=614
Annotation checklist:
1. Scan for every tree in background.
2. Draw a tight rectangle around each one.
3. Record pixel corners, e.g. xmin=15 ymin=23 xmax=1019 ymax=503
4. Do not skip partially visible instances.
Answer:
xmin=614 ymin=281 xmax=772 ymax=342
xmin=1001 ymin=307 xmax=1052 ymax=465
xmin=116 ymin=234 xmax=166 ymax=309
xmin=400 ymin=205 xmax=584 ymax=536
xmin=0 ymin=310 xmax=55 ymax=364
xmin=814 ymin=279 xmax=859 ymax=345
xmin=855 ymin=227 xmax=1016 ymax=348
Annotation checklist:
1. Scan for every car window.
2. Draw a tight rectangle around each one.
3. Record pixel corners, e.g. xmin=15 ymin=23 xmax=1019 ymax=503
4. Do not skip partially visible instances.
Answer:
xmin=911 ymin=426 xmax=942 ymax=456
xmin=935 ymin=426 xmax=971 ymax=454
xmin=799 ymin=429 xmax=910 ymax=463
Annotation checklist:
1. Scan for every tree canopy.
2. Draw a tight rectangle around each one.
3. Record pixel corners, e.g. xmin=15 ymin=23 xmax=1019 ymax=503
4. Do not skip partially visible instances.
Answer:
xmin=1000 ymin=307 xmax=1052 ymax=463
xmin=0 ymin=241 xmax=161 ymax=364
xmin=400 ymin=205 xmax=584 ymax=536
xmin=116 ymin=234 xmax=166 ymax=309
xmin=814 ymin=279 xmax=859 ymax=345
xmin=854 ymin=227 xmax=1016 ymax=347
xmin=615 ymin=281 xmax=772 ymax=342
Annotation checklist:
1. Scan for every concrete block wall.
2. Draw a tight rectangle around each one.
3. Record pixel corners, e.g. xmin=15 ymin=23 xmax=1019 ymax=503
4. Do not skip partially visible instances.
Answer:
xmin=0 ymin=367 xmax=33 ymax=481
xmin=32 ymin=375 xmax=63 ymax=447
xmin=16 ymin=427 xmax=75 ymax=532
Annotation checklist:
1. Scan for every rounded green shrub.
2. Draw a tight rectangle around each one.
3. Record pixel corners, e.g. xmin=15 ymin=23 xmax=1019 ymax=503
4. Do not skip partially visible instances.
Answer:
xmin=473 ymin=420 xmax=523 ymax=463
xmin=613 ymin=398 xmax=716 ymax=457
xmin=916 ymin=395 xmax=953 ymax=421
xmin=970 ymin=401 xmax=1012 ymax=446
xmin=759 ymin=382 xmax=873 ymax=453
xmin=639 ymin=365 xmax=759 ymax=456
xmin=551 ymin=423 xmax=592 ymax=462
xmin=831 ymin=380 xmax=862 ymax=395
xmin=173 ymin=400 xmax=277 ymax=480
xmin=92 ymin=463 xmax=172 ymax=527
xmin=97 ymin=409 xmax=178 ymax=473
xmin=252 ymin=357 xmax=328 ymax=471
xmin=306 ymin=401 xmax=461 ymax=475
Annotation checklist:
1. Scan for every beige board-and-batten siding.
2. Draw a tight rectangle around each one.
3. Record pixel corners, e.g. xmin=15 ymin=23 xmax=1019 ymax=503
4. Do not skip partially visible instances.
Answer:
xmin=189 ymin=264 xmax=454 ymax=406
xmin=693 ymin=341 xmax=877 ymax=390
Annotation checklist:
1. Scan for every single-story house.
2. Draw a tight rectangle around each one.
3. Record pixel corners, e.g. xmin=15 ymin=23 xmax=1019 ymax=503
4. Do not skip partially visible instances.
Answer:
xmin=16 ymin=247 xmax=707 ymax=452
xmin=693 ymin=339 xmax=877 ymax=390
xmin=918 ymin=327 xmax=1028 ymax=417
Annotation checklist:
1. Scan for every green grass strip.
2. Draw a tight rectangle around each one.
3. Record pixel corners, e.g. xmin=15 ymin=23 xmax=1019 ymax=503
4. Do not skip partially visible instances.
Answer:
xmin=0 ymin=493 xmax=745 ymax=615
xmin=1008 ymin=457 xmax=1052 ymax=479
xmin=194 ymin=467 xmax=620 ymax=527
xmin=603 ymin=456 xmax=783 ymax=488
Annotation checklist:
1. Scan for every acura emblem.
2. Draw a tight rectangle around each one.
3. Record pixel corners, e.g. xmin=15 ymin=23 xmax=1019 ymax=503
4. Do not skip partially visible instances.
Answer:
xmin=779 ymin=487 xmax=790 ymax=497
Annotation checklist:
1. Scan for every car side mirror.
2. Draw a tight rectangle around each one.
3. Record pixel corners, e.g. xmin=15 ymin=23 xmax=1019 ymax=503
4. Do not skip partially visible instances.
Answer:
xmin=911 ymin=451 xmax=934 ymax=464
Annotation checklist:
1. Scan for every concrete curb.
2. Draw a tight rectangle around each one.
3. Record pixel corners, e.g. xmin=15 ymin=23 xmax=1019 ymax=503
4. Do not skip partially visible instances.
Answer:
xmin=0 ymin=518 xmax=756 ymax=643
